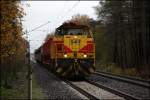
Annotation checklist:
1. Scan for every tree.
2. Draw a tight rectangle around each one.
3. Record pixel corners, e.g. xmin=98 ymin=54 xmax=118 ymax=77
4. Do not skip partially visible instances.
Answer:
xmin=66 ymin=14 xmax=91 ymax=26
xmin=94 ymin=0 xmax=149 ymax=74
xmin=0 ymin=0 xmax=27 ymax=87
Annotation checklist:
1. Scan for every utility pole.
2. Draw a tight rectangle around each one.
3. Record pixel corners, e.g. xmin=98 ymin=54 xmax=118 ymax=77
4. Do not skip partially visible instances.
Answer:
xmin=26 ymin=30 xmax=32 ymax=100
xmin=28 ymin=41 xmax=32 ymax=100
xmin=25 ymin=21 xmax=50 ymax=100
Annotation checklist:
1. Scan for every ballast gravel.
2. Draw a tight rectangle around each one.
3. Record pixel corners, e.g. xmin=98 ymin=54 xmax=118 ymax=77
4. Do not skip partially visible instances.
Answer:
xmin=73 ymin=81 xmax=125 ymax=99
xmin=33 ymin=63 xmax=87 ymax=99
xmin=88 ymin=74 xmax=150 ymax=99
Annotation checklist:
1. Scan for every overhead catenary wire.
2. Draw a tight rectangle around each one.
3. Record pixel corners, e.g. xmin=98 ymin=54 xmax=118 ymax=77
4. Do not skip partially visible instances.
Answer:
xmin=30 ymin=40 xmax=44 ymax=41
xmin=56 ymin=0 xmax=68 ymax=18
xmin=28 ymin=1 xmax=80 ymax=51
xmin=51 ymin=0 xmax=80 ymax=27
xmin=60 ymin=0 xmax=80 ymax=20
xmin=27 ymin=21 xmax=50 ymax=34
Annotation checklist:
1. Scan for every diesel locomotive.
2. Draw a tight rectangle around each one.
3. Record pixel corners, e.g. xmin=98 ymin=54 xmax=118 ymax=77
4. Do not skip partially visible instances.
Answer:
xmin=34 ymin=22 xmax=95 ymax=78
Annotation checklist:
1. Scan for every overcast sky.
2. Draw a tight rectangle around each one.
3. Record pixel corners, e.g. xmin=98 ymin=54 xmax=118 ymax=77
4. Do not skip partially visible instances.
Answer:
xmin=22 ymin=1 xmax=99 ymax=53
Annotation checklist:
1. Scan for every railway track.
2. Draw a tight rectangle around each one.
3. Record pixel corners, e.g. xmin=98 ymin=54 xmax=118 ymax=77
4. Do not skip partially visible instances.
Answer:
xmin=35 ymin=62 xmax=149 ymax=99
xmin=36 ymin=63 xmax=95 ymax=99
xmin=62 ymin=79 xmax=126 ymax=100
xmin=97 ymin=71 xmax=150 ymax=83
xmin=85 ymin=79 xmax=139 ymax=100
xmin=86 ymin=71 xmax=150 ymax=99
xmin=95 ymin=71 xmax=150 ymax=88
xmin=62 ymin=79 xmax=99 ymax=100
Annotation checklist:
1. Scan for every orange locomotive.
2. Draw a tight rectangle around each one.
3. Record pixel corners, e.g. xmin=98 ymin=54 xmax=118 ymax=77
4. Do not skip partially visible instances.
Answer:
xmin=35 ymin=22 xmax=95 ymax=78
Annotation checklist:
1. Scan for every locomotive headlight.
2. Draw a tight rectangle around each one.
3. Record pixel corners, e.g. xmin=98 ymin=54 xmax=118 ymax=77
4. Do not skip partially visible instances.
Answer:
xmin=74 ymin=36 xmax=77 ymax=39
xmin=64 ymin=54 xmax=67 ymax=58
xmin=83 ymin=54 xmax=87 ymax=58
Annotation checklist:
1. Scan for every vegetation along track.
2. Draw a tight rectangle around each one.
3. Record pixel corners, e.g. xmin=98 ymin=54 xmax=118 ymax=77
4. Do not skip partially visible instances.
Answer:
xmin=95 ymin=71 xmax=150 ymax=88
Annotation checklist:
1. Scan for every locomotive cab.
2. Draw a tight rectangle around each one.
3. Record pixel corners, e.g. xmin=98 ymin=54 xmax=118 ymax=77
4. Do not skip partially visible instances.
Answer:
xmin=53 ymin=23 xmax=95 ymax=78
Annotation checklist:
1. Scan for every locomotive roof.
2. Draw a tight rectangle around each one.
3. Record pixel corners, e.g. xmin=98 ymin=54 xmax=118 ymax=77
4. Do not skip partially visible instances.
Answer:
xmin=57 ymin=22 xmax=89 ymax=30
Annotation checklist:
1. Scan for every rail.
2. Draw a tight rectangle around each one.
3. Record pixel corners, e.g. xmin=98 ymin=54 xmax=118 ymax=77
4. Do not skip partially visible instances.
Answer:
xmin=95 ymin=71 xmax=150 ymax=88
xmin=86 ymin=79 xmax=140 ymax=100
xmin=62 ymin=79 xmax=99 ymax=100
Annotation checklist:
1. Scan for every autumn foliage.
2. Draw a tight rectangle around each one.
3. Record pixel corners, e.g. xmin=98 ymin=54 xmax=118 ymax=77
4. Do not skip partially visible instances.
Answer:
xmin=0 ymin=0 xmax=27 ymax=87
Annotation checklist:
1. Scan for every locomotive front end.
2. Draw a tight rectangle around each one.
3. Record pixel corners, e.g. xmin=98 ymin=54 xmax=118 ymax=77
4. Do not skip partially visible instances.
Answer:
xmin=62 ymin=35 xmax=95 ymax=76
xmin=55 ymin=24 xmax=95 ymax=78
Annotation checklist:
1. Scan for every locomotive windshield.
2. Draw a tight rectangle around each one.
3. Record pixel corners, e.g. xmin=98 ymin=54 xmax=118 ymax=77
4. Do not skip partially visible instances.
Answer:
xmin=56 ymin=28 xmax=90 ymax=35
xmin=66 ymin=29 xmax=82 ymax=35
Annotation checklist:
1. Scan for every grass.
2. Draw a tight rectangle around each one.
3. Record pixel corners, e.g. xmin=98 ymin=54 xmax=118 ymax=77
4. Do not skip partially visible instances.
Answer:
xmin=95 ymin=61 xmax=145 ymax=79
xmin=1 ymin=65 xmax=48 ymax=99
xmin=1 ymin=66 xmax=28 ymax=99
xmin=32 ymin=74 xmax=48 ymax=99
